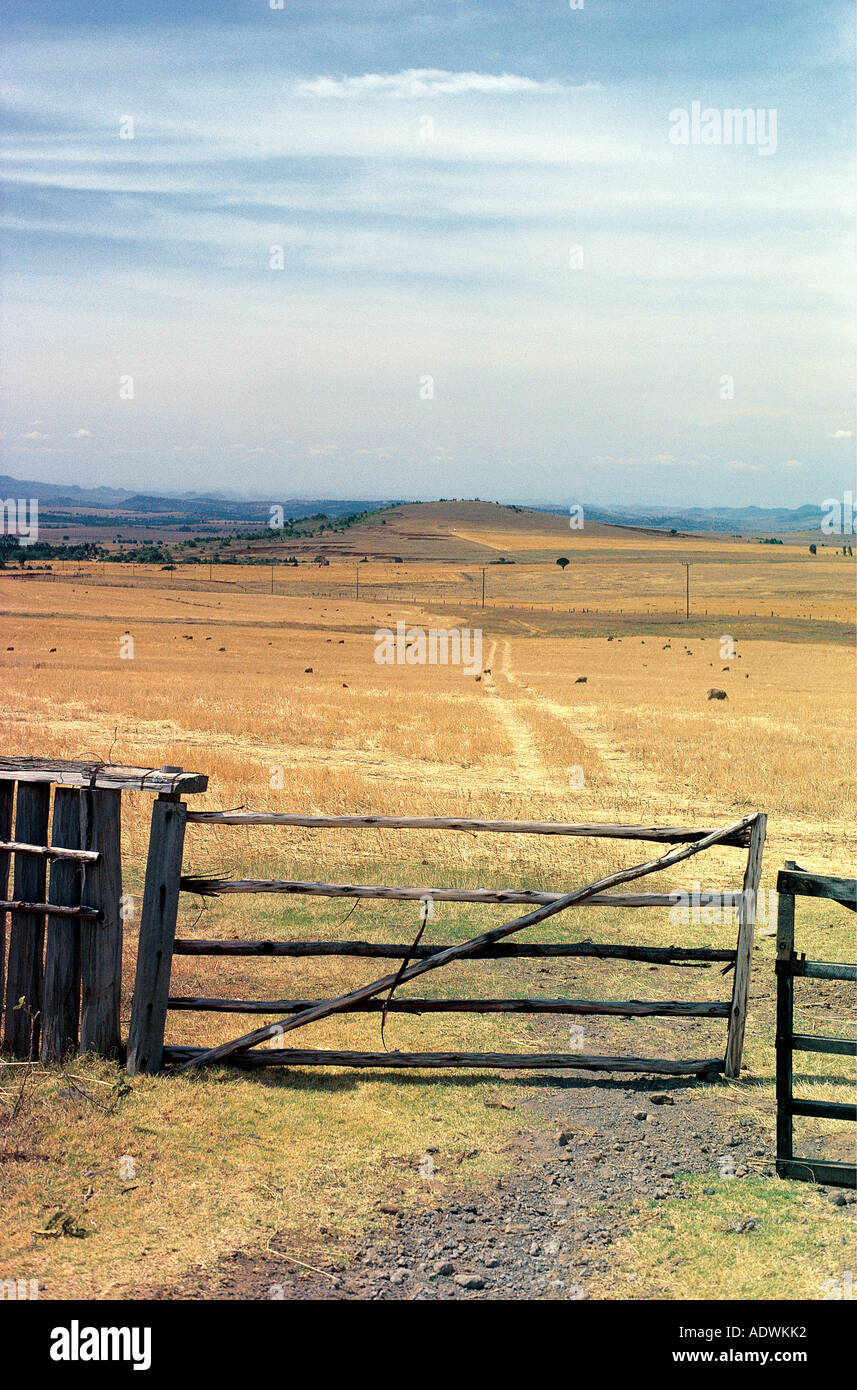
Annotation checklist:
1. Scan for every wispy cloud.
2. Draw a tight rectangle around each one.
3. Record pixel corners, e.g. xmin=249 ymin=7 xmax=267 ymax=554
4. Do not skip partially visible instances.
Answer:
xmin=292 ymin=69 xmax=585 ymax=99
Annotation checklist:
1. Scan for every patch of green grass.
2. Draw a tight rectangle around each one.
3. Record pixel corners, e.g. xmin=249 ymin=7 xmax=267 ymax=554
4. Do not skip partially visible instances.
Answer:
xmin=593 ymin=1173 xmax=855 ymax=1301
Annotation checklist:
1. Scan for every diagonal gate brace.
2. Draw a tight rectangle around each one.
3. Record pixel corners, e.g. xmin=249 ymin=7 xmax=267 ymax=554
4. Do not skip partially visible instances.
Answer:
xmin=174 ymin=813 xmax=758 ymax=1073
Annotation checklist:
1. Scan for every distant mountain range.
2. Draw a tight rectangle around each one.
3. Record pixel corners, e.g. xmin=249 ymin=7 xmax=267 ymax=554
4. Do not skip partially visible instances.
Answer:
xmin=528 ymin=502 xmax=830 ymax=534
xmin=0 ymin=477 xmax=398 ymax=523
xmin=0 ymin=474 xmax=834 ymax=533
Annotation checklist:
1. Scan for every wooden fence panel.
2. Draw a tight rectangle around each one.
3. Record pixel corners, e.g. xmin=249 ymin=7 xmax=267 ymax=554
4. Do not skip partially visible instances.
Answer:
xmin=775 ymin=864 xmax=856 ymax=1188
xmin=3 ymin=781 xmax=51 ymax=1057
xmin=42 ymin=788 xmax=83 ymax=1061
xmin=0 ymin=781 xmax=13 ymax=1029
xmin=79 ymin=788 xmax=123 ymax=1056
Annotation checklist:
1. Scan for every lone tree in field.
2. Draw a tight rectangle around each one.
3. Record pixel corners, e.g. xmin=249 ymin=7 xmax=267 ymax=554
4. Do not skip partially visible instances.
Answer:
xmin=556 ymin=556 xmax=570 ymax=570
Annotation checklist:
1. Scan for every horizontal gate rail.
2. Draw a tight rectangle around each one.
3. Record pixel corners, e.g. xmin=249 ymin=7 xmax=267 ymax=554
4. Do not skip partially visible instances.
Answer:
xmin=179 ymin=878 xmax=743 ymax=909
xmin=787 ymin=1098 xmax=857 ymax=1122
xmin=776 ymin=862 xmax=857 ymax=1188
xmin=775 ymin=869 xmax=856 ymax=908
xmin=185 ymin=811 xmax=753 ymax=846
xmin=163 ymin=1046 xmax=724 ymax=1076
xmin=0 ymin=898 xmax=101 ymax=921
xmin=0 ymin=840 xmax=99 ymax=863
xmin=776 ymin=1159 xmax=856 ymax=1186
xmin=790 ymin=1034 xmax=857 ymax=1057
xmin=0 ymin=757 xmax=207 ymax=795
xmin=794 ymin=960 xmax=856 ymax=982
xmin=167 ymin=994 xmax=731 ymax=1017
xmin=172 ymin=938 xmax=737 ymax=963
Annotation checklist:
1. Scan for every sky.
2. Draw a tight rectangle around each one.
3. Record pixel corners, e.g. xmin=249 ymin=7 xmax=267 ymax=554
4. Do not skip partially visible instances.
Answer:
xmin=1 ymin=1 xmax=854 ymax=507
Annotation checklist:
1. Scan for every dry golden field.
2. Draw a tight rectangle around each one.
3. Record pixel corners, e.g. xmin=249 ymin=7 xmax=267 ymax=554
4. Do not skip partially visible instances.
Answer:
xmin=1 ymin=505 xmax=854 ymax=1299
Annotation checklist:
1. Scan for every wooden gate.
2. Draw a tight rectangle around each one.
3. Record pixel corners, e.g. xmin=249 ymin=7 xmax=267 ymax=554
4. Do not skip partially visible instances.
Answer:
xmin=776 ymin=862 xmax=857 ymax=1187
xmin=127 ymin=794 xmax=767 ymax=1081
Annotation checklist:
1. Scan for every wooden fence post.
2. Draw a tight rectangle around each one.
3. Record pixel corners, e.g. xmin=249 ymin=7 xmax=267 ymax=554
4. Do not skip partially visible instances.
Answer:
xmin=0 ymin=780 xmax=14 ymax=1034
xmin=3 ymin=781 xmax=51 ymax=1057
xmin=127 ymin=794 xmax=188 ymax=1074
xmin=42 ymin=788 xmax=83 ymax=1061
xmin=724 ymin=812 xmax=767 ymax=1077
xmin=79 ymin=787 xmax=123 ymax=1057
xmin=775 ymin=862 xmax=797 ymax=1167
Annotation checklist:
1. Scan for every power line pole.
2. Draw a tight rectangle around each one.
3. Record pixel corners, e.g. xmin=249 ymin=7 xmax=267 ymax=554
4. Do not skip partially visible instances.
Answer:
xmin=356 ymin=565 xmax=359 ymax=601
xmin=683 ymin=561 xmax=691 ymax=619
xmin=481 ymin=567 xmax=485 ymax=609
xmin=271 ymin=565 xmax=274 ymax=593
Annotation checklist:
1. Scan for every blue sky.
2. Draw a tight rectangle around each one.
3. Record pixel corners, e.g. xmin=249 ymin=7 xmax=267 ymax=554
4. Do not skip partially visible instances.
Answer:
xmin=2 ymin=1 xmax=854 ymax=506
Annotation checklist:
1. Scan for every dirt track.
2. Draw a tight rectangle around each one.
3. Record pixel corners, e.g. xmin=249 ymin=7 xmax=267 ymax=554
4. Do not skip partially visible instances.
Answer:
xmin=155 ymin=1034 xmax=785 ymax=1302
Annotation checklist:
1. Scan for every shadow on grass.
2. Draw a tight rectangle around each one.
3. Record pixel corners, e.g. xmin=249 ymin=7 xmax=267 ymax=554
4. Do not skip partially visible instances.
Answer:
xmin=185 ymin=1066 xmax=718 ymax=1099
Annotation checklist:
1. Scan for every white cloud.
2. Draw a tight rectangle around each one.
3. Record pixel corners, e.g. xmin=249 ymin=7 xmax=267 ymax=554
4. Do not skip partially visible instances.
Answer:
xmin=70 ymin=427 xmax=92 ymax=438
xmin=829 ymin=429 xmax=853 ymax=439
xmin=292 ymin=69 xmax=584 ymax=100
xmin=725 ymin=459 xmax=765 ymax=472
xmin=779 ymin=458 xmax=803 ymax=468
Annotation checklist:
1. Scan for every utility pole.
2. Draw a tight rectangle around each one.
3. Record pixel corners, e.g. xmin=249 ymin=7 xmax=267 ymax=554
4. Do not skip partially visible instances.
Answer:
xmin=481 ymin=567 xmax=485 ymax=609
xmin=683 ymin=561 xmax=691 ymax=619
xmin=271 ymin=565 xmax=274 ymax=594
xmin=356 ymin=565 xmax=359 ymax=601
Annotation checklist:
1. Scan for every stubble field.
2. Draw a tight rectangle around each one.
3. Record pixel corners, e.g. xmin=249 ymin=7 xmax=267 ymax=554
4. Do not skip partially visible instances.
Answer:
xmin=1 ymin=506 xmax=854 ymax=1299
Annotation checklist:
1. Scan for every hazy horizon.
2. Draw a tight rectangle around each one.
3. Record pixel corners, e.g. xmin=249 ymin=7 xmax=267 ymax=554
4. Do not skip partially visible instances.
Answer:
xmin=0 ymin=468 xmax=844 ymax=516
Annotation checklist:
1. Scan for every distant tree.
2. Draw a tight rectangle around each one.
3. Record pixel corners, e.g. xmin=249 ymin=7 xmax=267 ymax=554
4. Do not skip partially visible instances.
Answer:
xmin=809 ymin=544 xmax=817 ymax=555
xmin=556 ymin=557 xmax=570 ymax=570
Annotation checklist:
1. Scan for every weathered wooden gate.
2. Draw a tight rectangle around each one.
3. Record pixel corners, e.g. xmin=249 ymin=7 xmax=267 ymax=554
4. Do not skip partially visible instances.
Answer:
xmin=126 ymin=790 xmax=767 ymax=1081
xmin=776 ymin=862 xmax=857 ymax=1187
xmin=0 ymin=757 xmax=206 ymax=1060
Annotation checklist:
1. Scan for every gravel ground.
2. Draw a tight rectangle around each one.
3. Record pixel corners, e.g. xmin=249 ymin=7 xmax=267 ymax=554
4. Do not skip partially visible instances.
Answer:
xmin=162 ymin=1065 xmax=810 ymax=1301
xmin=152 ymin=971 xmax=857 ymax=1302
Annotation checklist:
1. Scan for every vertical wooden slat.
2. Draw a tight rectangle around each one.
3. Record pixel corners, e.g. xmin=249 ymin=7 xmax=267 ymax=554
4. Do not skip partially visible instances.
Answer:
xmin=3 ymin=781 xmax=51 ymax=1057
xmin=775 ymin=862 xmax=797 ymax=1170
xmin=42 ymin=788 xmax=83 ymax=1061
xmin=0 ymin=780 xmax=14 ymax=1033
xmin=127 ymin=795 xmax=187 ymax=1074
xmin=79 ymin=788 xmax=123 ymax=1057
xmin=724 ymin=812 xmax=767 ymax=1077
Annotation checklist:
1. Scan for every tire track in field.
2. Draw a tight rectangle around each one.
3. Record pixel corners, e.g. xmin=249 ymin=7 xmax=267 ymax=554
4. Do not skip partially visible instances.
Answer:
xmin=486 ymin=640 xmax=682 ymax=815
xmin=481 ymin=640 xmax=551 ymax=789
